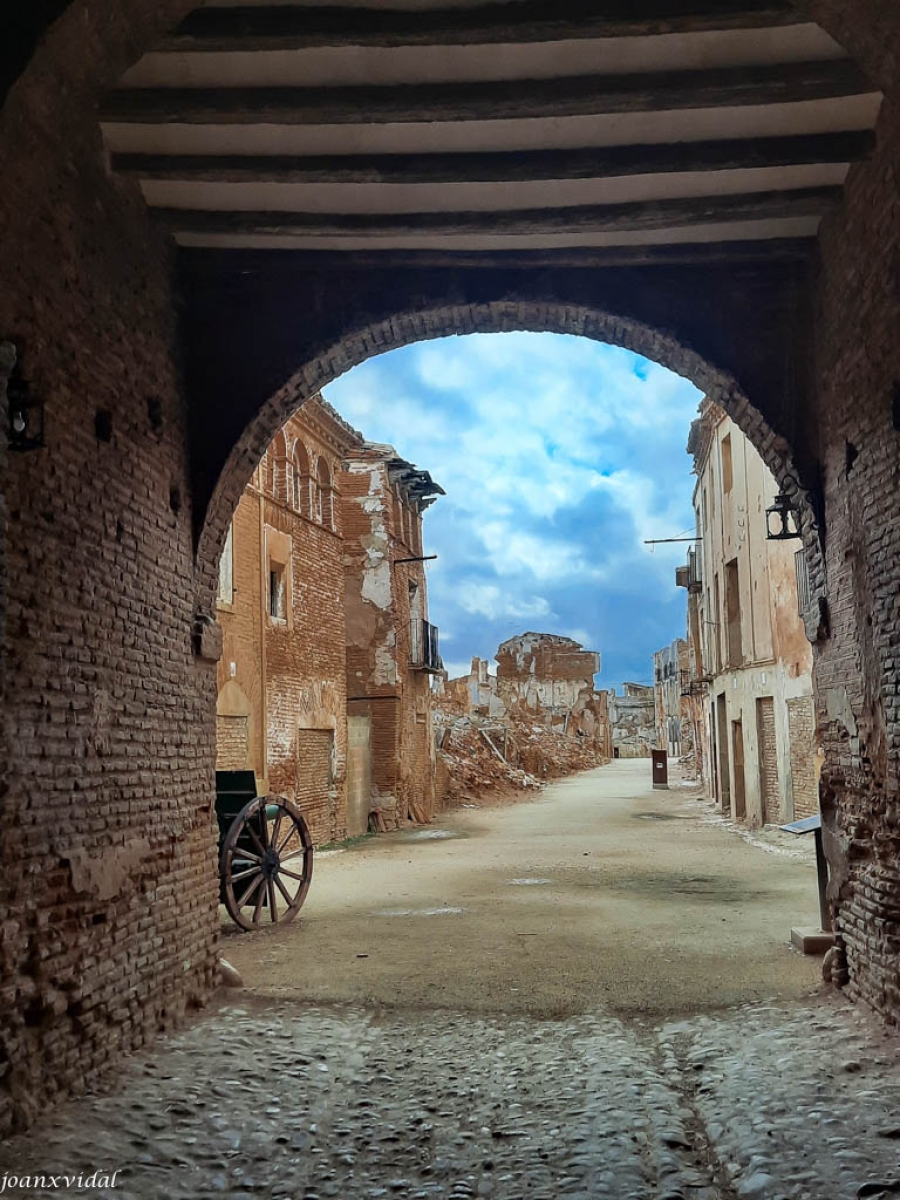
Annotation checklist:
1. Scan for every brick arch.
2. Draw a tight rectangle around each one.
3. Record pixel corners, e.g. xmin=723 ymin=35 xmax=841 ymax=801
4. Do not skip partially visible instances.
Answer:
xmin=195 ymin=300 xmax=818 ymax=618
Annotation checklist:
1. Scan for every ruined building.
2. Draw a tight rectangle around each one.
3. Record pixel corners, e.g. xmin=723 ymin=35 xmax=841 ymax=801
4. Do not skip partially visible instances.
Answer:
xmin=343 ymin=443 xmax=444 ymax=828
xmin=215 ymin=399 xmax=442 ymax=842
xmin=606 ymin=684 xmax=657 ymax=758
xmin=436 ymin=635 xmax=612 ymax=796
xmin=495 ymin=632 xmax=606 ymax=739
xmin=653 ymin=639 xmax=694 ymax=759
xmin=216 ymin=397 xmax=364 ymax=842
xmin=678 ymin=401 xmax=819 ymax=826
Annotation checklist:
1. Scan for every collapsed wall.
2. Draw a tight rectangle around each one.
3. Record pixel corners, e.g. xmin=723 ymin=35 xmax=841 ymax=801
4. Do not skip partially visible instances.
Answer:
xmin=435 ymin=635 xmax=611 ymax=802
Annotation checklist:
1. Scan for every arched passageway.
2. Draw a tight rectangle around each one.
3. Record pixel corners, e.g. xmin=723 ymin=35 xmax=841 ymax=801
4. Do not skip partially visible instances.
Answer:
xmin=2 ymin=0 xmax=900 ymax=1140
xmin=191 ymin=294 xmax=813 ymax=618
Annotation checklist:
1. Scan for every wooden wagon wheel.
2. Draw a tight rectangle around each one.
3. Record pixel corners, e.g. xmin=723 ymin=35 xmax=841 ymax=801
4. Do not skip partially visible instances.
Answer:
xmin=220 ymin=794 xmax=314 ymax=931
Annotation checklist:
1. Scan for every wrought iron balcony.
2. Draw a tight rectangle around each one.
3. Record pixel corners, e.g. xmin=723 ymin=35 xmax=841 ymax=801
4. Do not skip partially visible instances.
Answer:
xmin=687 ymin=545 xmax=702 ymax=593
xmin=410 ymin=618 xmax=441 ymax=673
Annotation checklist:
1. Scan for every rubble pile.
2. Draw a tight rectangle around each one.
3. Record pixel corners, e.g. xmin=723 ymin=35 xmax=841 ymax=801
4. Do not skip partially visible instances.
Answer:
xmin=434 ymin=710 xmax=609 ymax=806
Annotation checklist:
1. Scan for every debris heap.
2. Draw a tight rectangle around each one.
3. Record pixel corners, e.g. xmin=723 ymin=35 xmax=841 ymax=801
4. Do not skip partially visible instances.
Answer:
xmin=434 ymin=635 xmax=611 ymax=804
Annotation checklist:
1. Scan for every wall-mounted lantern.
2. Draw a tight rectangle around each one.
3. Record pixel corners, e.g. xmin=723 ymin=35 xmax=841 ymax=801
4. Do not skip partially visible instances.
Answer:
xmin=6 ymin=366 xmax=44 ymax=452
xmin=765 ymin=481 xmax=802 ymax=541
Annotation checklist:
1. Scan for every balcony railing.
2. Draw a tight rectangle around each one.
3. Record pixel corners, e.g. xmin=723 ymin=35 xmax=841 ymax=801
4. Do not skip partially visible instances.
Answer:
xmin=410 ymin=618 xmax=441 ymax=673
xmin=687 ymin=545 xmax=702 ymax=593
xmin=680 ymin=668 xmax=711 ymax=698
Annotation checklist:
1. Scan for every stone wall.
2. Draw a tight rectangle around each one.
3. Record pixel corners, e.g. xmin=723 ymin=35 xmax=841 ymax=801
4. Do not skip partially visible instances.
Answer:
xmin=608 ymin=685 xmax=657 ymax=759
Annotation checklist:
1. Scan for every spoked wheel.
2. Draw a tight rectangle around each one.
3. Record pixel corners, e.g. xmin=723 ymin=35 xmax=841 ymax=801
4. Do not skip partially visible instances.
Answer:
xmin=220 ymin=794 xmax=314 ymax=931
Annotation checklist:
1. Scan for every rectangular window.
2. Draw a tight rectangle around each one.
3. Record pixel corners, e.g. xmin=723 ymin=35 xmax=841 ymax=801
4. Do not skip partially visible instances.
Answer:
xmin=721 ymin=433 xmax=734 ymax=494
xmin=269 ymin=563 xmax=286 ymax=620
xmin=725 ymin=558 xmax=743 ymax=666
xmin=713 ymin=572 xmax=722 ymax=672
xmin=217 ymin=522 xmax=234 ymax=606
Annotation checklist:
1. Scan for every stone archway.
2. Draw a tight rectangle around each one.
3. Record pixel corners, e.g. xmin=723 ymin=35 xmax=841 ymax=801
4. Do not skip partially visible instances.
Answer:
xmin=3 ymin=0 xmax=900 ymax=1140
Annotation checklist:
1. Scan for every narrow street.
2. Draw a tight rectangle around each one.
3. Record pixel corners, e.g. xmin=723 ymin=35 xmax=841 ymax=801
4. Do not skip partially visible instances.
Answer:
xmin=4 ymin=762 xmax=900 ymax=1200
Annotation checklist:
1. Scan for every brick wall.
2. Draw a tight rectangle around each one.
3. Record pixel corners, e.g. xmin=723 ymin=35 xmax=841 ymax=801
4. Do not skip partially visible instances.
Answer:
xmin=216 ymin=402 xmax=358 ymax=847
xmin=0 ymin=1 xmax=219 ymax=1134
xmin=756 ymin=697 xmax=779 ymax=824
xmin=787 ymin=697 xmax=818 ymax=821
xmin=3 ymin=0 xmax=900 ymax=1136
xmin=216 ymin=716 xmax=250 ymax=770
xmin=812 ymin=88 xmax=900 ymax=1013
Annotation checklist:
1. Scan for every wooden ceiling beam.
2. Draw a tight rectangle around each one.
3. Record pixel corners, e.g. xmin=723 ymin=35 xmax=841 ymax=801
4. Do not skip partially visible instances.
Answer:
xmin=177 ymin=239 xmax=816 ymax=269
xmin=153 ymin=185 xmax=841 ymax=237
xmin=101 ymin=60 xmax=871 ymax=125
xmin=112 ymin=131 xmax=873 ymax=184
xmin=165 ymin=1 xmax=810 ymax=51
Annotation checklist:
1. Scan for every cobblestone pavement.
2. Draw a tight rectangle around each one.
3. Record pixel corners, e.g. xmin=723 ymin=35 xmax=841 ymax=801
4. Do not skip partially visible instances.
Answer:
xmin=3 ymin=993 xmax=900 ymax=1200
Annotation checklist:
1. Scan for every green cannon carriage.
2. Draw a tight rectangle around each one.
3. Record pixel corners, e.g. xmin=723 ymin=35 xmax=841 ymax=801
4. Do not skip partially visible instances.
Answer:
xmin=215 ymin=770 xmax=314 ymax=931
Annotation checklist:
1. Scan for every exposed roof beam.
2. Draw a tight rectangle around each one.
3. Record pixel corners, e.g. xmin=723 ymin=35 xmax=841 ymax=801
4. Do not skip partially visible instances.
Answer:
xmin=112 ymin=131 xmax=874 ymax=184
xmin=178 ymin=239 xmax=816 ymax=270
xmin=101 ymin=60 xmax=871 ymax=125
xmin=153 ymin=186 xmax=841 ymax=237
xmin=166 ymin=1 xmax=810 ymax=51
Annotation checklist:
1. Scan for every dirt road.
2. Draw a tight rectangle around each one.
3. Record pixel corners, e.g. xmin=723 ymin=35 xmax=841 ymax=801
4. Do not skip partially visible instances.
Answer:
xmin=9 ymin=763 xmax=899 ymax=1200
xmin=223 ymin=759 xmax=822 ymax=1017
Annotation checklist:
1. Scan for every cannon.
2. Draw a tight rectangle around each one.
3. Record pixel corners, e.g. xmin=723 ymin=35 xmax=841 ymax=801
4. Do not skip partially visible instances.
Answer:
xmin=216 ymin=770 xmax=314 ymax=931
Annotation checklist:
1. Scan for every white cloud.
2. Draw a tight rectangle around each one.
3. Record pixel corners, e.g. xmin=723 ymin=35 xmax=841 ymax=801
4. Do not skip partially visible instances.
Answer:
xmin=457 ymin=582 xmax=553 ymax=621
xmin=324 ymin=330 xmax=701 ymax=690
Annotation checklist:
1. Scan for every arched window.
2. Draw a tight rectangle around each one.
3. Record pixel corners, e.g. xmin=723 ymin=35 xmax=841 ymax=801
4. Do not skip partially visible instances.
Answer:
xmin=292 ymin=442 xmax=310 ymax=516
xmin=269 ymin=430 xmax=288 ymax=503
xmin=317 ymin=458 xmax=333 ymax=529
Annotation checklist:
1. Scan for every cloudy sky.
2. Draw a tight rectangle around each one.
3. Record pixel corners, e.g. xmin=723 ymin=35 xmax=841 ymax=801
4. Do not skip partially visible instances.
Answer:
xmin=325 ymin=332 xmax=701 ymax=692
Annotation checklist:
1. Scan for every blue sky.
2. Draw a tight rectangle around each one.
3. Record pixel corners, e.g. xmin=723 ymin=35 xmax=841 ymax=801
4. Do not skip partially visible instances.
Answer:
xmin=325 ymin=332 xmax=701 ymax=692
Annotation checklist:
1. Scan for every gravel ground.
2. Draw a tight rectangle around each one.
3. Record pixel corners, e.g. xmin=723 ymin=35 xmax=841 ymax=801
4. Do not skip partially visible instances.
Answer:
xmin=3 ymin=762 xmax=898 ymax=1199
xmin=2 ymin=996 xmax=900 ymax=1200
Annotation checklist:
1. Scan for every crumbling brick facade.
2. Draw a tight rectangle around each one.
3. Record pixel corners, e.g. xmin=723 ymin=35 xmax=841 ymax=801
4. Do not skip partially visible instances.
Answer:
xmin=342 ymin=445 xmax=443 ymax=828
xmin=653 ymin=639 xmax=694 ymax=758
xmin=215 ymin=398 xmax=364 ymax=845
xmin=435 ymin=639 xmax=611 ymax=798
